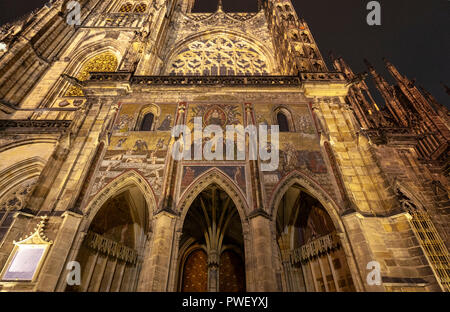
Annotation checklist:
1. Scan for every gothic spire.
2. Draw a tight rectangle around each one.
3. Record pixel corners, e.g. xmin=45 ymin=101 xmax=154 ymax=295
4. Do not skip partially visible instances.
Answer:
xmin=364 ymin=59 xmax=409 ymax=127
xmin=217 ymin=0 xmax=223 ymax=12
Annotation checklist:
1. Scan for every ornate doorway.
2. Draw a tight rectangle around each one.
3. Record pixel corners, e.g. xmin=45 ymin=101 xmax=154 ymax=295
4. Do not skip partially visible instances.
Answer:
xmin=66 ymin=186 xmax=148 ymax=292
xmin=276 ymin=184 xmax=355 ymax=292
xmin=178 ymin=184 xmax=246 ymax=292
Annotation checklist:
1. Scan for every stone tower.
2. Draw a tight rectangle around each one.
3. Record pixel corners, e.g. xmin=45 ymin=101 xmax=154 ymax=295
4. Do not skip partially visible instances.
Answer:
xmin=0 ymin=0 xmax=448 ymax=292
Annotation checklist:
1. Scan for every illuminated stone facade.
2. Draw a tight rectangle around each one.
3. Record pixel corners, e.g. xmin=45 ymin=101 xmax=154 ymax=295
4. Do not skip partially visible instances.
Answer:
xmin=0 ymin=0 xmax=448 ymax=292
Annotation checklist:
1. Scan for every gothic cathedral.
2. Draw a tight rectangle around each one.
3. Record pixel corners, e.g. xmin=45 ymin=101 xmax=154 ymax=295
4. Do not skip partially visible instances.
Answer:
xmin=0 ymin=0 xmax=448 ymax=292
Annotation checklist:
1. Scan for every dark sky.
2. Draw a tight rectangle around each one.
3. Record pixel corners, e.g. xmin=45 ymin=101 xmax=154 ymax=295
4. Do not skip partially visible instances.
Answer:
xmin=0 ymin=0 xmax=448 ymax=106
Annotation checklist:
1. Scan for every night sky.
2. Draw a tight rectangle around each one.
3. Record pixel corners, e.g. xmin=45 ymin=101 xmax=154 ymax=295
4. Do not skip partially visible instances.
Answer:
xmin=0 ymin=0 xmax=448 ymax=106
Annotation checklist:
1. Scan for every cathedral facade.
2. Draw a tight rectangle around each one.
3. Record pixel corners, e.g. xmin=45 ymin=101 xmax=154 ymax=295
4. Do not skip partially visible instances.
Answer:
xmin=0 ymin=0 xmax=448 ymax=292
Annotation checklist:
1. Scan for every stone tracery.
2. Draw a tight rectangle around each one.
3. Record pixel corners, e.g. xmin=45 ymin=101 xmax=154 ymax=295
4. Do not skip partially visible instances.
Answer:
xmin=65 ymin=52 xmax=118 ymax=97
xmin=167 ymin=34 xmax=270 ymax=76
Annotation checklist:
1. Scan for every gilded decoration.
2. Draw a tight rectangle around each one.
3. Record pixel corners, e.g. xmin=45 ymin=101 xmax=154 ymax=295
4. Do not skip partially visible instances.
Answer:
xmin=65 ymin=52 xmax=118 ymax=97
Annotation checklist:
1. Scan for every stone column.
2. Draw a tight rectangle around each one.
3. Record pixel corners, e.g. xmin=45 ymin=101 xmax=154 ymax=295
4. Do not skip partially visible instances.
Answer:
xmin=207 ymin=249 xmax=220 ymax=292
xmin=137 ymin=211 xmax=176 ymax=292
xmin=35 ymin=211 xmax=83 ymax=292
xmin=248 ymin=214 xmax=277 ymax=291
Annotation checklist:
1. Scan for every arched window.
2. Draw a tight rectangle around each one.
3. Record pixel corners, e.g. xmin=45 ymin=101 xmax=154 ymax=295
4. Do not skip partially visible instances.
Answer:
xmin=134 ymin=3 xmax=147 ymax=13
xmin=277 ymin=112 xmax=290 ymax=132
xmin=65 ymin=52 xmax=118 ymax=97
xmin=140 ymin=113 xmax=155 ymax=131
xmin=119 ymin=3 xmax=133 ymax=13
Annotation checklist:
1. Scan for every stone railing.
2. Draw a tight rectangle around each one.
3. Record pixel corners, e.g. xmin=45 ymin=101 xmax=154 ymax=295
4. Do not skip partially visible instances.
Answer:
xmin=185 ymin=12 xmax=258 ymax=22
xmin=132 ymin=75 xmax=304 ymax=86
xmin=89 ymin=72 xmax=304 ymax=87
xmin=290 ymin=232 xmax=340 ymax=264
xmin=89 ymin=72 xmax=133 ymax=81
xmin=86 ymin=13 xmax=146 ymax=28
xmin=84 ymin=231 xmax=138 ymax=264
xmin=0 ymin=119 xmax=72 ymax=132
xmin=300 ymin=72 xmax=346 ymax=82
xmin=88 ymin=72 xmax=347 ymax=86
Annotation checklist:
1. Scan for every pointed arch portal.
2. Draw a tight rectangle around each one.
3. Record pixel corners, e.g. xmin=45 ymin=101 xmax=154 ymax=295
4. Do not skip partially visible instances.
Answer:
xmin=275 ymin=183 xmax=356 ymax=292
xmin=66 ymin=185 xmax=149 ymax=292
xmin=178 ymin=183 xmax=246 ymax=292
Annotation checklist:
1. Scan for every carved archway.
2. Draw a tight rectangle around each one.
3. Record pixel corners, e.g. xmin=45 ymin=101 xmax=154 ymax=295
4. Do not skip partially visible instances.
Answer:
xmin=270 ymin=171 xmax=362 ymax=292
xmin=64 ymin=170 xmax=157 ymax=292
xmin=0 ymin=157 xmax=46 ymax=242
xmin=65 ymin=51 xmax=119 ymax=96
xmin=178 ymin=183 xmax=246 ymax=292
xmin=178 ymin=168 xmax=249 ymax=221
xmin=83 ymin=170 xmax=157 ymax=226
xmin=270 ymin=171 xmax=343 ymax=229
xmin=175 ymin=169 xmax=250 ymax=292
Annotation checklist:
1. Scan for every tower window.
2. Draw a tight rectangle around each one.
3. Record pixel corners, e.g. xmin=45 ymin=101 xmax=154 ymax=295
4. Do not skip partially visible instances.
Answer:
xmin=119 ymin=3 xmax=133 ymax=13
xmin=134 ymin=3 xmax=147 ymax=13
xmin=277 ymin=112 xmax=290 ymax=132
xmin=140 ymin=113 xmax=155 ymax=131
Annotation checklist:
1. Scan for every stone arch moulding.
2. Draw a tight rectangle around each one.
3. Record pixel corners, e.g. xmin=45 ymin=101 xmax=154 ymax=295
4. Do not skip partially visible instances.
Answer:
xmin=269 ymin=170 xmax=344 ymax=232
xmin=0 ymin=157 xmax=46 ymax=200
xmin=392 ymin=181 xmax=427 ymax=211
xmin=162 ymin=29 xmax=278 ymax=75
xmin=57 ymin=41 xmax=123 ymax=99
xmin=176 ymin=167 xmax=250 ymax=224
xmin=82 ymin=169 xmax=158 ymax=233
xmin=269 ymin=170 xmax=365 ymax=291
xmin=0 ymin=137 xmax=58 ymax=154
xmin=0 ymin=140 xmax=57 ymax=178
xmin=64 ymin=41 xmax=123 ymax=78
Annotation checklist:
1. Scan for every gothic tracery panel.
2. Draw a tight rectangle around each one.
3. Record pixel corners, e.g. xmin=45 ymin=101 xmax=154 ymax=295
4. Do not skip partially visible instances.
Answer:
xmin=65 ymin=52 xmax=118 ymax=97
xmin=0 ymin=177 xmax=38 ymax=213
xmin=167 ymin=35 xmax=270 ymax=76
xmin=0 ymin=177 xmax=38 ymax=241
